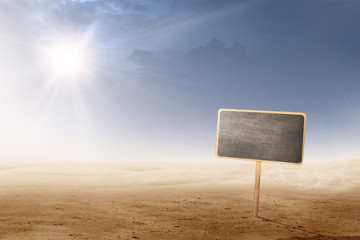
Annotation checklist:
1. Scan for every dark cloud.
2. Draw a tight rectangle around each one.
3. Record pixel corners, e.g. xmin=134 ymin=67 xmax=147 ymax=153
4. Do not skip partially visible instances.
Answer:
xmin=127 ymin=48 xmax=158 ymax=65
xmin=188 ymin=38 xmax=248 ymax=63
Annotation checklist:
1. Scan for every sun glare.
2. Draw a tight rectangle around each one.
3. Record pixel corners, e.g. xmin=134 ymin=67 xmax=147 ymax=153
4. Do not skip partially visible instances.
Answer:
xmin=44 ymin=38 xmax=89 ymax=80
xmin=52 ymin=43 xmax=83 ymax=74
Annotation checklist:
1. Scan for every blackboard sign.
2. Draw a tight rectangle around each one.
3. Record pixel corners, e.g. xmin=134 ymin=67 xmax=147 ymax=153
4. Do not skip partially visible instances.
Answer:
xmin=216 ymin=109 xmax=306 ymax=164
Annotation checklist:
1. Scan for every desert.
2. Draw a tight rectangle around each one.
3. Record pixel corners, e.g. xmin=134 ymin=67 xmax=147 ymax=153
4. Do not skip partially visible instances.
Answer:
xmin=0 ymin=160 xmax=359 ymax=239
xmin=1 ymin=1 xmax=360 ymax=239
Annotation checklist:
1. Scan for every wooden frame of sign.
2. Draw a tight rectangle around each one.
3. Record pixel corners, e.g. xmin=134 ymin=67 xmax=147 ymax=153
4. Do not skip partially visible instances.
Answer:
xmin=215 ymin=109 xmax=306 ymax=217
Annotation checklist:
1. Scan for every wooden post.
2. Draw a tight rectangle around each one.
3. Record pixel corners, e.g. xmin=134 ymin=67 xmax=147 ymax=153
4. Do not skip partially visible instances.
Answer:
xmin=253 ymin=161 xmax=262 ymax=217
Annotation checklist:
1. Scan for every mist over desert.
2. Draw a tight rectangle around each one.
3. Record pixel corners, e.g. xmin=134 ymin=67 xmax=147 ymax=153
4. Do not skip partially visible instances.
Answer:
xmin=0 ymin=159 xmax=359 ymax=239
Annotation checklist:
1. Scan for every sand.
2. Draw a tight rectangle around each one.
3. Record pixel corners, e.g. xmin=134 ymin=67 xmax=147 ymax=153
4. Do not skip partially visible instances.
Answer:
xmin=0 ymin=160 xmax=359 ymax=239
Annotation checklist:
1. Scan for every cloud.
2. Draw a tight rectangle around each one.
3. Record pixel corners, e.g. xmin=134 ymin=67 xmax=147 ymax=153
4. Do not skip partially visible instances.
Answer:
xmin=127 ymin=48 xmax=158 ymax=65
xmin=189 ymin=38 xmax=248 ymax=62
xmin=0 ymin=0 xmax=154 ymax=41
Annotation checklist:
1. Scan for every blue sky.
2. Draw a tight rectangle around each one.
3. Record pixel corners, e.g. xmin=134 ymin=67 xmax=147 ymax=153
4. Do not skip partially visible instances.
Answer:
xmin=0 ymin=0 xmax=359 ymax=164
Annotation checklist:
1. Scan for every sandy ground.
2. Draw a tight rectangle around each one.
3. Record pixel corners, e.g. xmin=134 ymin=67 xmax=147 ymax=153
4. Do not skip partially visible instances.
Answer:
xmin=0 ymin=160 xmax=359 ymax=239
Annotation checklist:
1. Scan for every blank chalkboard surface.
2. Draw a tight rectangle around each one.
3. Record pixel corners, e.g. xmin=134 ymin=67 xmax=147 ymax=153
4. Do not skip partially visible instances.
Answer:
xmin=216 ymin=109 xmax=306 ymax=164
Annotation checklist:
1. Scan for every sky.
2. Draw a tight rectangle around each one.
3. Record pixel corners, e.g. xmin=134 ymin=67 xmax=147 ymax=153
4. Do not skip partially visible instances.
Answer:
xmin=0 ymin=0 xmax=359 ymax=164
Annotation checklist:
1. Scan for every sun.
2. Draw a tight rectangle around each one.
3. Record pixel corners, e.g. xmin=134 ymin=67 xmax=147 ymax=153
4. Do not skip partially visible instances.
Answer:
xmin=51 ymin=42 xmax=84 ymax=75
xmin=44 ymin=38 xmax=90 ymax=80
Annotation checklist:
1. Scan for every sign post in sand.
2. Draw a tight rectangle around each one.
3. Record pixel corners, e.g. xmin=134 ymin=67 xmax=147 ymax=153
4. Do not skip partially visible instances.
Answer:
xmin=215 ymin=109 xmax=306 ymax=217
